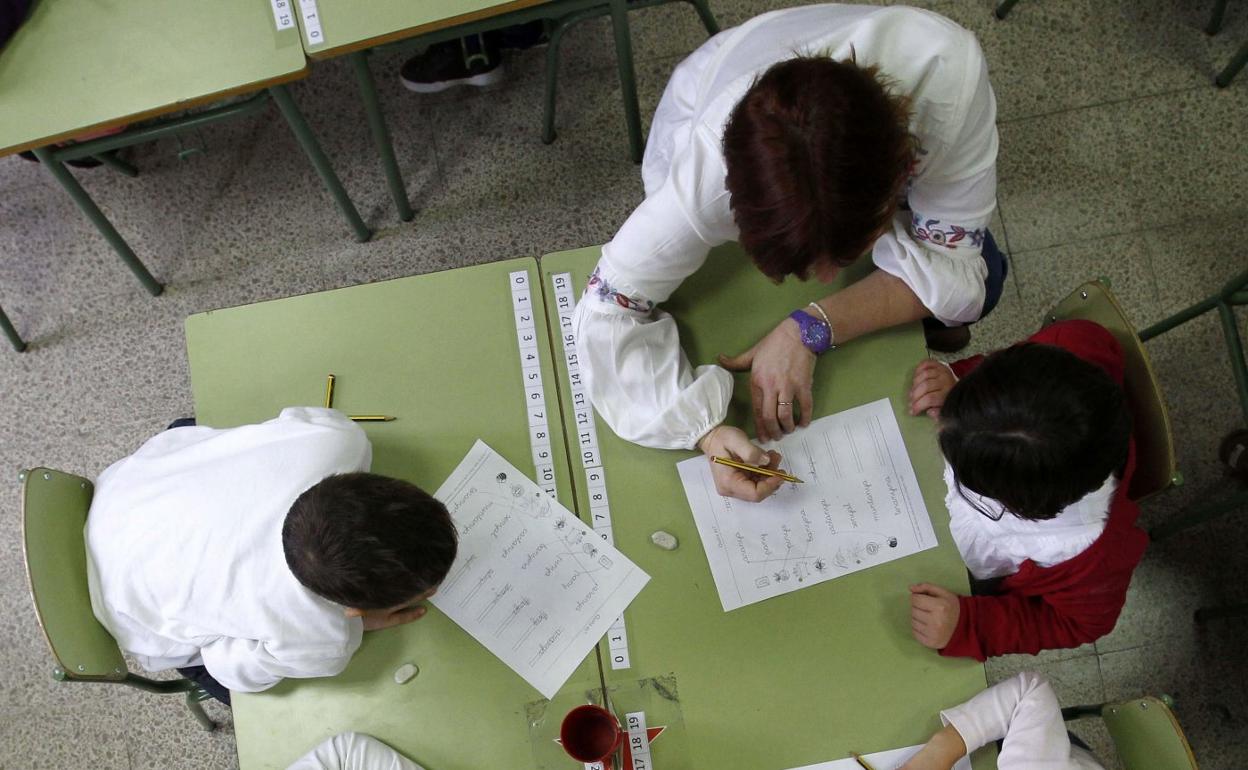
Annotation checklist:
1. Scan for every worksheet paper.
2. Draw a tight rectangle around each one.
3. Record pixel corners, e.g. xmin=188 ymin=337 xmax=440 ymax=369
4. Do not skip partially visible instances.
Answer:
xmin=431 ymin=441 xmax=650 ymax=698
xmin=786 ymin=745 xmax=972 ymax=770
xmin=677 ymin=398 xmax=937 ymax=611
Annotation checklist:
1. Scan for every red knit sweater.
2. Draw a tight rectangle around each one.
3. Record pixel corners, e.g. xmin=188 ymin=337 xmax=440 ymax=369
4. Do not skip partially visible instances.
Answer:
xmin=939 ymin=319 xmax=1149 ymax=661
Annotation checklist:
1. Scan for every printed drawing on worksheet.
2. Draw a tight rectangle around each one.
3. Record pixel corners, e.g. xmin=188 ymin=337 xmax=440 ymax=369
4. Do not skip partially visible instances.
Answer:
xmin=677 ymin=398 xmax=936 ymax=611
xmin=431 ymin=440 xmax=649 ymax=698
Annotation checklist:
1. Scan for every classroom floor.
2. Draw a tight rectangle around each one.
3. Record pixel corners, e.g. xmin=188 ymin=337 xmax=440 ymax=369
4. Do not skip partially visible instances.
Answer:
xmin=1 ymin=0 xmax=1245 ymax=767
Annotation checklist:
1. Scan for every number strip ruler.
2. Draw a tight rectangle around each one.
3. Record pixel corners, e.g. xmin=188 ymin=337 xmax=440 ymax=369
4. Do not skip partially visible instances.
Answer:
xmin=551 ymin=272 xmax=632 ymax=670
xmin=509 ymin=271 xmax=559 ymax=499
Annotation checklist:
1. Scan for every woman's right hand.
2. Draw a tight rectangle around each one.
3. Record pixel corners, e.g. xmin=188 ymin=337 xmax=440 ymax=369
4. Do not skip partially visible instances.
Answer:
xmin=697 ymin=425 xmax=786 ymax=502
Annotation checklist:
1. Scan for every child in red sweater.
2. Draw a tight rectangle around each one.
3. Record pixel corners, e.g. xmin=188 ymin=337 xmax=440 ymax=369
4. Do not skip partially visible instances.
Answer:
xmin=906 ymin=319 xmax=1148 ymax=660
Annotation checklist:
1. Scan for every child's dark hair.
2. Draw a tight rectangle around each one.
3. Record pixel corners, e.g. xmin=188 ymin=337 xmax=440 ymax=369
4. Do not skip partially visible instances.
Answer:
xmin=282 ymin=473 xmax=458 ymax=609
xmin=939 ymin=343 xmax=1131 ymax=521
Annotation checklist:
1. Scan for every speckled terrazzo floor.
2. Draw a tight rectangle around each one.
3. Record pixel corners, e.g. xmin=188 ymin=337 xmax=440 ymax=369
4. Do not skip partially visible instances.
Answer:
xmin=1 ymin=1 xmax=1245 ymax=768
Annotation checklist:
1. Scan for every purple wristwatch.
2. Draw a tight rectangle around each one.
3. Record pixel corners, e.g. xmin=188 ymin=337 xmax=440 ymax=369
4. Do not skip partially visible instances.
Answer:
xmin=789 ymin=309 xmax=834 ymax=355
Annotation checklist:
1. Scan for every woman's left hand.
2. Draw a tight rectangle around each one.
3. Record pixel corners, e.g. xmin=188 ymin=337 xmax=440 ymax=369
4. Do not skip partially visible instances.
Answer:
xmin=719 ymin=317 xmax=816 ymax=442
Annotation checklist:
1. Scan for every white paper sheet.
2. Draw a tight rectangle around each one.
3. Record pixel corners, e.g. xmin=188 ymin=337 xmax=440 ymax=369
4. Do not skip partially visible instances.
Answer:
xmin=678 ymin=398 xmax=937 ymax=611
xmin=786 ymin=744 xmax=972 ymax=770
xmin=431 ymin=440 xmax=650 ymax=698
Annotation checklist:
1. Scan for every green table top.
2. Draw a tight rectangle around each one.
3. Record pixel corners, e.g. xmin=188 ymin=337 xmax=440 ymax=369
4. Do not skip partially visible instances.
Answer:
xmin=539 ymin=244 xmax=995 ymax=770
xmin=185 ymin=259 xmax=599 ymax=769
xmin=0 ymin=0 xmax=306 ymax=157
xmin=294 ymin=0 xmax=549 ymax=59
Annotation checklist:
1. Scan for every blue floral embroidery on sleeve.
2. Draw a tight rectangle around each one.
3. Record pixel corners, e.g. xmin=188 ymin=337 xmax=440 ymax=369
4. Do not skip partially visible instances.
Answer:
xmin=911 ymin=213 xmax=985 ymax=249
xmin=586 ymin=267 xmax=655 ymax=314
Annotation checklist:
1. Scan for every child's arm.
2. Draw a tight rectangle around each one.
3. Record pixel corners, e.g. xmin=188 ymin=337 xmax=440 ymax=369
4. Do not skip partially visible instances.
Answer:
xmin=933 ymin=672 xmax=1097 ymax=770
xmin=287 ymin=732 xmax=426 ymax=770
xmin=198 ymin=630 xmax=362 ymax=693
xmin=939 ymin=590 xmax=1113 ymax=661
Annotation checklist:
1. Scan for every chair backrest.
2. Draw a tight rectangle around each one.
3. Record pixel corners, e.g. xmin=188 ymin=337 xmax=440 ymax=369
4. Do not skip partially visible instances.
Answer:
xmin=1043 ymin=280 xmax=1178 ymax=500
xmin=21 ymin=467 xmax=127 ymax=681
xmin=1102 ymin=696 xmax=1198 ymax=769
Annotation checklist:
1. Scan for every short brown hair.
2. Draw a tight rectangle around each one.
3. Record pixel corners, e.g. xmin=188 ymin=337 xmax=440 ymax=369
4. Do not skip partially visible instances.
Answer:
xmin=722 ymin=55 xmax=915 ymax=280
xmin=283 ymin=473 xmax=458 ymax=609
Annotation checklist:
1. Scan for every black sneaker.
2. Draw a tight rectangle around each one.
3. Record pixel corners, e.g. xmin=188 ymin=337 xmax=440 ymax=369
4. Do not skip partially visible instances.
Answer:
xmin=400 ymin=37 xmax=503 ymax=94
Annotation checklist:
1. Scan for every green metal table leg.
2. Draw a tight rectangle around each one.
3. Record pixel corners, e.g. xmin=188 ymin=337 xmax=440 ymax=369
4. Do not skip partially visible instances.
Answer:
xmin=268 ymin=85 xmax=372 ymax=243
xmin=1215 ymin=41 xmax=1248 ymax=88
xmin=688 ymin=0 xmax=720 ymax=35
xmin=94 ymin=151 xmax=138 ymax=178
xmin=608 ymin=0 xmax=644 ymax=164
xmin=0 ymin=302 xmax=26 ymax=352
xmin=31 ymin=147 xmax=164 ymax=297
xmin=349 ymin=52 xmax=414 ymax=223
xmin=1150 ymin=487 xmax=1248 ymax=541
xmin=995 ymin=0 xmax=1021 ymax=20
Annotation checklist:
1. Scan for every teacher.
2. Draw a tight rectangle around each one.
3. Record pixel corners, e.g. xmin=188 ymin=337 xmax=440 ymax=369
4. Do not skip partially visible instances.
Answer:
xmin=573 ymin=5 xmax=1004 ymax=502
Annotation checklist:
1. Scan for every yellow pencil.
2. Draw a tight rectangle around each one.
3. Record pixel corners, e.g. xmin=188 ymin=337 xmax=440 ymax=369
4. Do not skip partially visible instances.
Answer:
xmin=349 ymin=415 xmax=397 ymax=422
xmin=711 ymin=456 xmax=803 ymax=483
xmin=324 ymin=374 xmax=336 ymax=409
xmin=850 ymin=752 xmax=877 ymax=770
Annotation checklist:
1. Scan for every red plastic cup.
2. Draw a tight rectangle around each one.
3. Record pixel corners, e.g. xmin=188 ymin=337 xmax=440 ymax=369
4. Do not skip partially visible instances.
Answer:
xmin=560 ymin=704 xmax=625 ymax=765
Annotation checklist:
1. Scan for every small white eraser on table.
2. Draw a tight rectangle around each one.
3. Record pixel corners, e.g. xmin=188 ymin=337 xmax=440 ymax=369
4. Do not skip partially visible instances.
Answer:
xmin=393 ymin=662 xmax=419 ymax=684
xmin=650 ymin=530 xmax=678 ymax=550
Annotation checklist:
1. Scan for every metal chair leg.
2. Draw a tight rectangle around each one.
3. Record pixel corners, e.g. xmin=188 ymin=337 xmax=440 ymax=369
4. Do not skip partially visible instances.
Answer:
xmin=1150 ymin=486 xmax=1248 ymax=541
xmin=1215 ymin=40 xmax=1248 ymax=88
xmin=1195 ymin=602 xmax=1248 ymax=623
xmin=608 ymin=0 xmax=644 ymax=164
xmin=1207 ymin=0 xmax=1228 ymax=35
xmin=0 ymin=302 xmax=26 ymax=352
xmin=995 ymin=0 xmax=1021 ymax=20
xmin=30 ymin=147 xmax=164 ymax=297
xmin=268 ymin=85 xmax=372 ymax=243
xmin=542 ymin=12 xmax=579 ymax=145
xmin=349 ymin=52 xmax=414 ymax=222
xmin=184 ymin=689 xmax=217 ymax=732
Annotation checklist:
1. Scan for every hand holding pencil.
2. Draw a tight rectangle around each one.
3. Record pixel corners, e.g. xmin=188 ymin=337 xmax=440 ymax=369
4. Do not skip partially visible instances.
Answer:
xmin=697 ymin=425 xmax=791 ymax=503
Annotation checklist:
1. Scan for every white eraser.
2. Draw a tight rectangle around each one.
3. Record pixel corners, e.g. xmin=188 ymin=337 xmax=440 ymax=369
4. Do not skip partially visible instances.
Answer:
xmin=393 ymin=662 xmax=419 ymax=684
xmin=650 ymin=530 xmax=678 ymax=551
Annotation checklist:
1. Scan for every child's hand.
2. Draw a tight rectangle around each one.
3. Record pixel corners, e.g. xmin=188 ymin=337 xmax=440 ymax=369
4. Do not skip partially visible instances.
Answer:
xmin=899 ymin=725 xmax=968 ymax=770
xmin=909 ymin=360 xmax=958 ymax=418
xmin=909 ymin=583 xmax=961 ymax=649
xmin=697 ymin=425 xmax=786 ymax=503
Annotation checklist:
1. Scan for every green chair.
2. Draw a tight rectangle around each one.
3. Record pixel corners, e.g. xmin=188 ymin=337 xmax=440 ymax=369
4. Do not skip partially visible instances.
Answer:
xmin=20 ymin=467 xmax=216 ymax=731
xmin=995 ymin=0 xmax=1245 ymax=87
xmin=1043 ymin=279 xmax=1180 ymax=502
xmin=1062 ymin=695 xmax=1199 ymax=769
xmin=0 ymin=300 xmax=25 ymax=352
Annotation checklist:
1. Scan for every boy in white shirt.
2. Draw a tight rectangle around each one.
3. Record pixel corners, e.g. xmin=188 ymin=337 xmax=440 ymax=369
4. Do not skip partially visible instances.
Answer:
xmin=85 ymin=407 xmax=458 ymax=703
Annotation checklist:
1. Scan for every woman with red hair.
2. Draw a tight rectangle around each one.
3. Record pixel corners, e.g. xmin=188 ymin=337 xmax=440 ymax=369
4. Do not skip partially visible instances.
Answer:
xmin=573 ymin=5 xmax=1004 ymax=501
